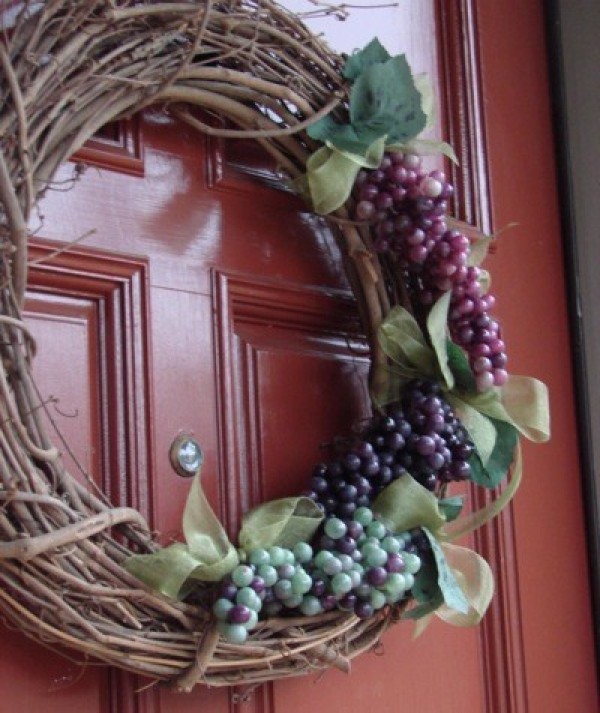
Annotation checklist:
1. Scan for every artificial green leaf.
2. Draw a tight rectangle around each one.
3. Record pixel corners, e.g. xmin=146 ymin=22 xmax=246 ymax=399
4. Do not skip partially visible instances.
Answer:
xmin=306 ymin=115 xmax=345 ymax=144
xmin=402 ymin=592 xmax=444 ymax=620
xmin=468 ymin=417 xmax=518 ymax=489
xmin=438 ymin=496 xmax=464 ymax=523
xmin=468 ymin=235 xmax=493 ymax=267
xmin=343 ymin=37 xmax=391 ymax=80
xmin=482 ymin=418 xmax=518 ymax=484
xmin=426 ymin=291 xmax=454 ymax=390
xmin=422 ymin=528 xmax=469 ymax=615
xmin=238 ymin=496 xmax=324 ymax=552
xmin=446 ymin=340 xmax=477 ymax=393
xmin=378 ymin=306 xmax=437 ymax=378
xmin=449 ymin=396 xmax=498 ymax=465
xmin=445 ymin=443 xmax=522 ymax=542
xmin=332 ymin=136 xmax=387 ymax=169
xmin=373 ymin=474 xmax=446 ymax=534
xmin=307 ymin=119 xmax=381 ymax=157
xmin=350 ymin=55 xmax=426 ymax=145
xmin=412 ymin=551 xmax=440 ymax=604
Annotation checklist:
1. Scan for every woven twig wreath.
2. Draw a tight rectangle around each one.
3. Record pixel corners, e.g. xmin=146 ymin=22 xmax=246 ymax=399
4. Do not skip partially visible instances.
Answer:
xmin=0 ymin=0 xmax=549 ymax=694
xmin=0 ymin=0 xmax=413 ymax=690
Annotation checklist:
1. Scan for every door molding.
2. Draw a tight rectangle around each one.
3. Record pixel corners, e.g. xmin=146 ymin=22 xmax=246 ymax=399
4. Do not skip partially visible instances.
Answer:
xmin=438 ymin=3 xmax=528 ymax=711
xmin=27 ymin=241 xmax=154 ymax=522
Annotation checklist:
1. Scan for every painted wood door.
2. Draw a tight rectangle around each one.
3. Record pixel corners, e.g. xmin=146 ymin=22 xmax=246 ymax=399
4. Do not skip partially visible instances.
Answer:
xmin=0 ymin=2 xmax=597 ymax=712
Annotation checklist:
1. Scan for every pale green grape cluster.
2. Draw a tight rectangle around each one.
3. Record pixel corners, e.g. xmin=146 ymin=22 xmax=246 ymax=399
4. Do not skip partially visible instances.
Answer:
xmin=213 ymin=507 xmax=423 ymax=643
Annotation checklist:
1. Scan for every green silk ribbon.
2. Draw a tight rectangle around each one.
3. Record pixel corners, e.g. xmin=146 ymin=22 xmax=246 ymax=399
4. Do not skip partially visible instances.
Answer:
xmin=372 ymin=293 xmax=542 ymax=629
xmin=125 ymin=466 xmax=323 ymax=599
xmin=375 ymin=301 xmax=550 ymax=464
xmin=299 ymin=137 xmax=387 ymax=216
xmin=125 ymin=467 xmax=240 ymax=599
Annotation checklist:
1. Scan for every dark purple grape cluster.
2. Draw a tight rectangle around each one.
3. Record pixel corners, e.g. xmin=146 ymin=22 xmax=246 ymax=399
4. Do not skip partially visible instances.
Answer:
xmin=306 ymin=379 xmax=474 ymax=506
xmin=352 ymin=151 xmax=508 ymax=391
xmin=393 ymin=378 xmax=473 ymax=489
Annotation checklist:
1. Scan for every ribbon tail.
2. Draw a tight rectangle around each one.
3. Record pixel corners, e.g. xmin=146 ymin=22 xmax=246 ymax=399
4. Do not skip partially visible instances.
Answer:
xmin=182 ymin=467 xmax=239 ymax=582
xmin=442 ymin=443 xmax=522 ymax=542
xmin=125 ymin=464 xmax=239 ymax=598
xmin=473 ymin=375 xmax=550 ymax=443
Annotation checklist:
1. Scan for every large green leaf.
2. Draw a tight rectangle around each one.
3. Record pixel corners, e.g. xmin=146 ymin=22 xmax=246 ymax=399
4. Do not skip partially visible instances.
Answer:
xmin=438 ymin=496 xmax=464 ymax=523
xmin=306 ymin=118 xmax=383 ymax=157
xmin=446 ymin=340 xmax=476 ymax=393
xmin=468 ymin=417 xmax=518 ymax=489
xmin=343 ymin=37 xmax=391 ymax=81
xmin=350 ymin=55 xmax=426 ymax=145
xmin=308 ymin=42 xmax=426 ymax=158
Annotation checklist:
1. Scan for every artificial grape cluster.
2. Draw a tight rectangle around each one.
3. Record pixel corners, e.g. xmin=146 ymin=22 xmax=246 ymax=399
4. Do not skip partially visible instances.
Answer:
xmin=307 ymin=379 xmax=473 ymax=510
xmin=312 ymin=508 xmax=422 ymax=620
xmin=387 ymin=378 xmax=474 ymax=490
xmin=352 ymin=151 xmax=508 ymax=391
xmin=213 ymin=507 xmax=422 ymax=643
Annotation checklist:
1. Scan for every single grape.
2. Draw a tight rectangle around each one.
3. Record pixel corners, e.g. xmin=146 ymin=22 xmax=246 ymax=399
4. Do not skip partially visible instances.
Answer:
xmin=355 ymin=601 xmax=375 ymax=619
xmin=248 ymin=548 xmax=270 ymax=567
xmin=300 ymin=595 xmax=323 ymax=617
xmin=231 ymin=565 xmax=254 ymax=588
xmin=213 ymin=598 xmax=234 ymax=621
xmin=228 ymin=604 xmax=252 ymax=625
xmin=219 ymin=623 xmax=248 ymax=644
xmin=293 ymin=542 xmax=313 ymax=564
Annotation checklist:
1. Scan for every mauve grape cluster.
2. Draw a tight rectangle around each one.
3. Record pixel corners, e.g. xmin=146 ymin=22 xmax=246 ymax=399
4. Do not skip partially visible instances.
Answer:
xmin=307 ymin=379 xmax=474 ymax=510
xmin=353 ymin=151 xmax=508 ymax=392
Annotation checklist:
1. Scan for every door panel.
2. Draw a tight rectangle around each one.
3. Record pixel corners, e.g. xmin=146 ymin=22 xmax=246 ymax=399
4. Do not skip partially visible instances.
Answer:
xmin=1 ymin=2 xmax=597 ymax=712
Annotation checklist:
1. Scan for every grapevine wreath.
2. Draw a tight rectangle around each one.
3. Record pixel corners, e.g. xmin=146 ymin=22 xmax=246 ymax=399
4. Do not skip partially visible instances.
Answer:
xmin=0 ymin=0 xmax=549 ymax=694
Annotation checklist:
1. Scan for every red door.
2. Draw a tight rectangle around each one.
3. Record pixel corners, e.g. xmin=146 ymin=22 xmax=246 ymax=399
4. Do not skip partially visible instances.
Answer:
xmin=0 ymin=2 xmax=597 ymax=713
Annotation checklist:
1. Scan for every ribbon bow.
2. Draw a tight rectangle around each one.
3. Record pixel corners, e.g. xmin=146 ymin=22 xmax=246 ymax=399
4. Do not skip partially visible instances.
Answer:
xmin=125 ymin=469 xmax=324 ymax=600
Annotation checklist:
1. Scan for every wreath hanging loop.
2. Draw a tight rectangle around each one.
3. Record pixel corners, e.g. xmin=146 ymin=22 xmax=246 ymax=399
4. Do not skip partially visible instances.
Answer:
xmin=0 ymin=0 xmax=549 ymax=692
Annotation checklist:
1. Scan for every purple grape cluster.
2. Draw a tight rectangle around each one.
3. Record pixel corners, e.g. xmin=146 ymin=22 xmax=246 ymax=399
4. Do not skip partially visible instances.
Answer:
xmin=393 ymin=379 xmax=473 ymax=489
xmin=352 ymin=151 xmax=508 ymax=391
xmin=306 ymin=379 xmax=473 ymax=507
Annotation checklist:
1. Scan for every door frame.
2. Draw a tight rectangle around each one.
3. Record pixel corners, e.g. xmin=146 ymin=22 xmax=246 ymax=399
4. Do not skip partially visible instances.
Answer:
xmin=545 ymin=0 xmax=600 ymax=664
